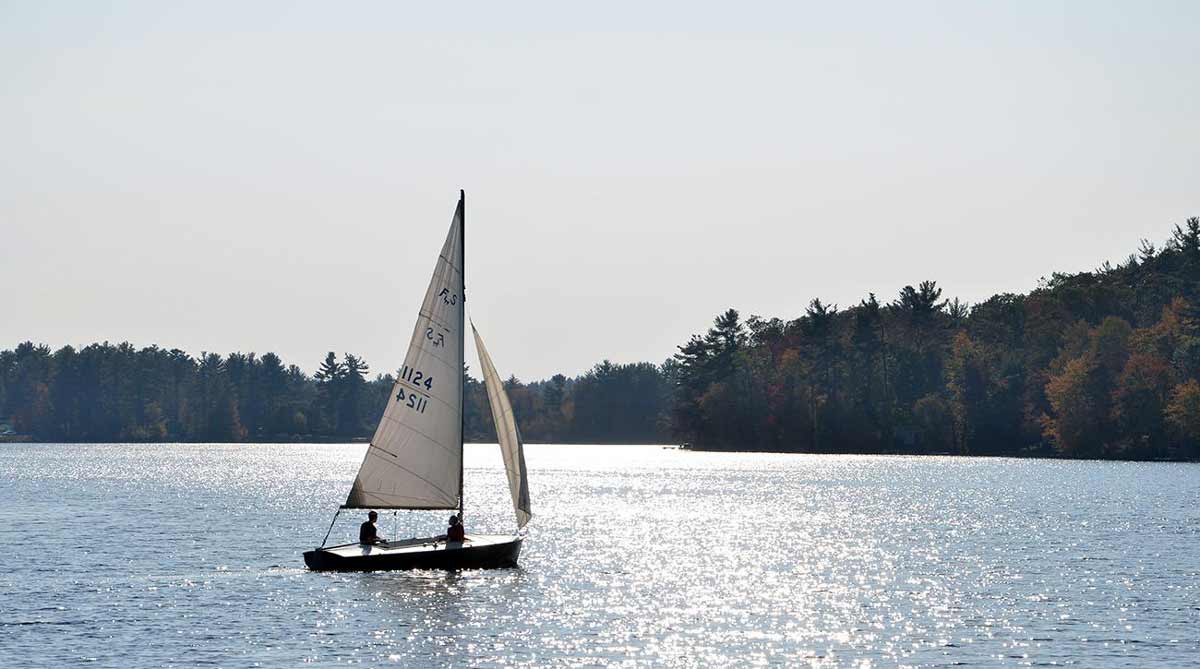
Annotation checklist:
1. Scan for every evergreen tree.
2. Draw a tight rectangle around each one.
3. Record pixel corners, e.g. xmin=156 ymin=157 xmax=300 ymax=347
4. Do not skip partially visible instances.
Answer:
xmin=340 ymin=353 xmax=369 ymax=436
xmin=671 ymin=308 xmax=745 ymax=445
xmin=313 ymin=352 xmax=344 ymax=435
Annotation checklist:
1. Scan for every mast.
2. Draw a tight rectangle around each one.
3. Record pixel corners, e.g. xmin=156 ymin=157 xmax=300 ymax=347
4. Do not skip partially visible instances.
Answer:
xmin=459 ymin=188 xmax=466 ymax=524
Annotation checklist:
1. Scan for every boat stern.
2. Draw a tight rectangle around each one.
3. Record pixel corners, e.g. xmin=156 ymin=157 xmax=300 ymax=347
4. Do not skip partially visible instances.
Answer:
xmin=303 ymin=547 xmax=339 ymax=570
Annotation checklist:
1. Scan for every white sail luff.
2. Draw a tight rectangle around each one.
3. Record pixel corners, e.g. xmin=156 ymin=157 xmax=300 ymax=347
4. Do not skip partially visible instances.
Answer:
xmin=471 ymin=322 xmax=533 ymax=529
xmin=345 ymin=200 xmax=465 ymax=509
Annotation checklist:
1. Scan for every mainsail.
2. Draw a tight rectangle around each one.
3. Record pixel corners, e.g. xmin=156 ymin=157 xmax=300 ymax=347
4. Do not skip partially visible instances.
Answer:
xmin=344 ymin=200 xmax=464 ymax=509
xmin=471 ymin=323 xmax=532 ymax=529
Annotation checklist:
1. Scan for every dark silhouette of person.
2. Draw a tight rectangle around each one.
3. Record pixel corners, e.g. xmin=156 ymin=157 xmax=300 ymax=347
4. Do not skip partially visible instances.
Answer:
xmin=359 ymin=511 xmax=384 ymax=545
xmin=446 ymin=514 xmax=465 ymax=542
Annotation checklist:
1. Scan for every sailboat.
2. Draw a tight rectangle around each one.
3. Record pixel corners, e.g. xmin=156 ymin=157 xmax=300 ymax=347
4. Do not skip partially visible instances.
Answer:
xmin=303 ymin=190 xmax=532 ymax=571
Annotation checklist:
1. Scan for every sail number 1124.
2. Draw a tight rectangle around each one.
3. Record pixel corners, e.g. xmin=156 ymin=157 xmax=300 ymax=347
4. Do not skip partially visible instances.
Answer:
xmin=395 ymin=365 xmax=434 ymax=414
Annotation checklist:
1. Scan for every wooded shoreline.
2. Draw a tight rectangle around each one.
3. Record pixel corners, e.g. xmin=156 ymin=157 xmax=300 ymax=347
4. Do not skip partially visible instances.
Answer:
xmin=4 ymin=440 xmax=1194 ymax=463
xmin=4 ymin=217 xmax=1199 ymax=462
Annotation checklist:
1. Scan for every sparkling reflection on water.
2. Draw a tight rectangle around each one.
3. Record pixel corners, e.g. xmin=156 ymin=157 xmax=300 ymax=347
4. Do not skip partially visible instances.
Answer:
xmin=0 ymin=444 xmax=1197 ymax=667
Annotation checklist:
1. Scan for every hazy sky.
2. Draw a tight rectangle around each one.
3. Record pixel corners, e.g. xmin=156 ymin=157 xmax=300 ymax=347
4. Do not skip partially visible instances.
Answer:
xmin=2 ymin=2 xmax=1197 ymax=380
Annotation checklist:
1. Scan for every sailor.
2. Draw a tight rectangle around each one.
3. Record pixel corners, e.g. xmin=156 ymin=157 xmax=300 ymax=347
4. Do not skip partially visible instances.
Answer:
xmin=446 ymin=514 xmax=466 ymax=542
xmin=359 ymin=511 xmax=385 ymax=545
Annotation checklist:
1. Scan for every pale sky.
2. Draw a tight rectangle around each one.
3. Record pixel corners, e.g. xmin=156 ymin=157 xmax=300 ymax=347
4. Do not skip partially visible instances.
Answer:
xmin=2 ymin=2 xmax=1197 ymax=380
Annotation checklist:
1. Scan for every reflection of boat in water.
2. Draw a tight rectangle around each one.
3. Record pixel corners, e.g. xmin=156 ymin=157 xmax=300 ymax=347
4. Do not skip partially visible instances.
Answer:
xmin=304 ymin=191 xmax=531 ymax=572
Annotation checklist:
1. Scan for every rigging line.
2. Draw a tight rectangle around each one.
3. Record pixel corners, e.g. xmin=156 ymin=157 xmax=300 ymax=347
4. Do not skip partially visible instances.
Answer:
xmin=319 ymin=507 xmax=341 ymax=549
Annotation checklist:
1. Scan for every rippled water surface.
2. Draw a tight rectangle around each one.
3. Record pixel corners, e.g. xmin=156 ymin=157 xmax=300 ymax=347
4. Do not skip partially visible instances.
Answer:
xmin=0 ymin=444 xmax=1197 ymax=667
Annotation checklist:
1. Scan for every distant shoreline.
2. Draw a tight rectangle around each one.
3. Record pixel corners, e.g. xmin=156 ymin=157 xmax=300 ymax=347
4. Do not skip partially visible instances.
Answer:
xmin=679 ymin=443 xmax=1198 ymax=463
xmin=2 ymin=438 xmax=676 ymax=446
xmin=4 ymin=218 xmax=1199 ymax=462
xmin=6 ymin=439 xmax=1195 ymax=462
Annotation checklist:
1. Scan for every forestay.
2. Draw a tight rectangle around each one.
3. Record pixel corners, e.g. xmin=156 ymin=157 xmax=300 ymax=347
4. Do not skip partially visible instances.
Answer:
xmin=471 ymin=323 xmax=532 ymax=529
xmin=344 ymin=202 xmax=464 ymax=509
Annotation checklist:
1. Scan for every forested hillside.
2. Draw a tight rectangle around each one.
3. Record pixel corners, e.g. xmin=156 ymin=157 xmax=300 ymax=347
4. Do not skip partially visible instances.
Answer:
xmin=670 ymin=218 xmax=1200 ymax=460
xmin=2 ymin=217 xmax=1198 ymax=459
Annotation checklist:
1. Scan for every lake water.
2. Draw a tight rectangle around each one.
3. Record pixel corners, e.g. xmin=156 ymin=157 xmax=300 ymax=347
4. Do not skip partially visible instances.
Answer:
xmin=0 ymin=444 xmax=1196 ymax=667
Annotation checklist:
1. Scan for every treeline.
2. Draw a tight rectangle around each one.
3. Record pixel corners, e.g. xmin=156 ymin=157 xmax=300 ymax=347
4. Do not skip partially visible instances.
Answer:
xmin=0 ymin=344 xmax=668 ymax=444
xmin=669 ymin=218 xmax=1200 ymax=460
xmin=464 ymin=361 xmax=669 ymax=444
xmin=4 ymin=218 xmax=1199 ymax=459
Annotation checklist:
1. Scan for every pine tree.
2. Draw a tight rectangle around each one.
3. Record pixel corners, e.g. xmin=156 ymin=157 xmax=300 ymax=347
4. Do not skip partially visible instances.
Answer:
xmin=313 ymin=352 xmax=344 ymax=435
xmin=340 ymin=353 xmax=369 ymax=436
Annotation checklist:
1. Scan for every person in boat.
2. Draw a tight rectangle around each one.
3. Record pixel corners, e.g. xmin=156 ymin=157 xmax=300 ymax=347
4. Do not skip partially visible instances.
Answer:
xmin=359 ymin=511 xmax=385 ymax=545
xmin=445 ymin=514 xmax=466 ymax=542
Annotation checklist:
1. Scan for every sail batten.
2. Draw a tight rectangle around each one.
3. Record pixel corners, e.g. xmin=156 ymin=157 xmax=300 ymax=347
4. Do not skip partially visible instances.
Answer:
xmin=344 ymin=199 xmax=465 ymax=510
xmin=471 ymin=322 xmax=533 ymax=529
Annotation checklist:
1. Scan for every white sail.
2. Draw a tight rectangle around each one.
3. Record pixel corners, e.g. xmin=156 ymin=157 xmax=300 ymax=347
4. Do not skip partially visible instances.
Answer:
xmin=345 ymin=199 xmax=464 ymax=509
xmin=471 ymin=322 xmax=532 ymax=529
